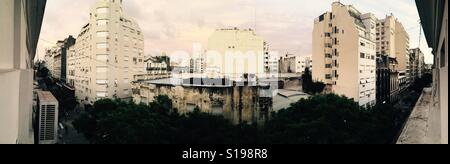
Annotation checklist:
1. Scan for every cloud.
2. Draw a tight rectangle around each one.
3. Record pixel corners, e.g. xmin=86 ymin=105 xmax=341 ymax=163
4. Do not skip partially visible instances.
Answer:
xmin=36 ymin=0 xmax=432 ymax=64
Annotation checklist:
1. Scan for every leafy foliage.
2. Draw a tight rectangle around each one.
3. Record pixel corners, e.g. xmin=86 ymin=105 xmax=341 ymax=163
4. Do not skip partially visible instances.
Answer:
xmin=74 ymin=94 xmax=412 ymax=144
xmin=302 ymin=67 xmax=325 ymax=94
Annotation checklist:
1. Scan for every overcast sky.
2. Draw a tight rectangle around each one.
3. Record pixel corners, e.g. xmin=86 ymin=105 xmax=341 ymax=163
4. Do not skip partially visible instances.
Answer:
xmin=36 ymin=0 xmax=433 ymax=64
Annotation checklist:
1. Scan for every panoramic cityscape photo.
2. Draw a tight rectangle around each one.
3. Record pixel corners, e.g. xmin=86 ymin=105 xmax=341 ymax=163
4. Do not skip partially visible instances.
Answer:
xmin=0 ymin=0 xmax=447 ymax=151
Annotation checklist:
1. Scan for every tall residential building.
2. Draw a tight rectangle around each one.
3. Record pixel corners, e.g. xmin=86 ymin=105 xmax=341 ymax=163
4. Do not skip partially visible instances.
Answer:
xmin=36 ymin=91 xmax=59 ymax=144
xmin=414 ymin=0 xmax=447 ymax=144
xmin=52 ymin=36 xmax=76 ymax=82
xmin=313 ymin=2 xmax=377 ymax=107
xmin=72 ymin=0 xmax=145 ymax=104
xmin=44 ymin=49 xmax=54 ymax=75
xmin=67 ymin=44 xmax=77 ymax=87
xmin=206 ymin=27 xmax=266 ymax=78
xmin=410 ymin=48 xmax=426 ymax=79
xmin=52 ymin=41 xmax=64 ymax=80
xmin=376 ymin=15 xmax=411 ymax=82
xmin=0 ymin=0 xmax=46 ymax=144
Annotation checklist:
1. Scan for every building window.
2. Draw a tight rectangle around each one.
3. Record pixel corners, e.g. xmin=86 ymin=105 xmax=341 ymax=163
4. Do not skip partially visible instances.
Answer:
xmin=96 ymin=66 xmax=108 ymax=73
xmin=96 ymin=43 xmax=109 ymax=49
xmin=96 ymin=54 xmax=108 ymax=62
xmin=96 ymin=31 xmax=109 ymax=37
xmin=96 ymin=7 xmax=109 ymax=14
xmin=360 ymin=53 xmax=365 ymax=59
xmin=96 ymin=91 xmax=107 ymax=98
xmin=96 ymin=79 xmax=108 ymax=85
xmin=97 ymin=19 xmax=109 ymax=26
xmin=325 ymin=74 xmax=332 ymax=79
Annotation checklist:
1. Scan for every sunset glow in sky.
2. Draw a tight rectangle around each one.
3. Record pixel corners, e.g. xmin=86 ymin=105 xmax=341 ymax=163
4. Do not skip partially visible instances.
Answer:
xmin=36 ymin=0 xmax=433 ymax=64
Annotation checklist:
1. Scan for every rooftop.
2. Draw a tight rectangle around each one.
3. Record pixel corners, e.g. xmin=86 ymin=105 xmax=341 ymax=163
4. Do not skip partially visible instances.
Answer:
xmin=273 ymin=89 xmax=310 ymax=111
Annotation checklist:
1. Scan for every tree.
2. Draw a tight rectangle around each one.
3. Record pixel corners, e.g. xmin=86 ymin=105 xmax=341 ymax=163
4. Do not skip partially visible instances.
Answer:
xmin=262 ymin=94 xmax=405 ymax=144
xmin=73 ymin=94 xmax=407 ymax=144
xmin=36 ymin=66 xmax=49 ymax=78
xmin=302 ymin=67 xmax=325 ymax=94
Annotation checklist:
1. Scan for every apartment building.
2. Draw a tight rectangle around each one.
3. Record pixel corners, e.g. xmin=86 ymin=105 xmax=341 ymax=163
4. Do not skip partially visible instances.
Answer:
xmin=0 ymin=0 xmax=46 ymax=144
xmin=56 ymin=36 xmax=76 ymax=82
xmin=313 ymin=2 xmax=377 ymax=107
xmin=145 ymin=55 xmax=170 ymax=75
xmin=71 ymin=0 xmax=145 ymax=104
xmin=279 ymin=54 xmax=311 ymax=74
xmin=376 ymin=56 xmax=400 ymax=104
xmin=206 ymin=27 xmax=266 ymax=79
xmin=44 ymin=49 xmax=54 ymax=75
xmin=67 ymin=44 xmax=76 ymax=87
xmin=409 ymin=48 xmax=426 ymax=80
xmin=298 ymin=55 xmax=313 ymax=73
xmin=376 ymin=15 xmax=411 ymax=85
xmin=415 ymin=0 xmax=448 ymax=144
xmin=267 ymin=53 xmax=280 ymax=73
xmin=190 ymin=57 xmax=205 ymax=73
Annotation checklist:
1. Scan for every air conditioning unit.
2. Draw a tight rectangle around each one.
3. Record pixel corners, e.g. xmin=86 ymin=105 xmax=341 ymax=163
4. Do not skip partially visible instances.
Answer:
xmin=36 ymin=91 xmax=59 ymax=144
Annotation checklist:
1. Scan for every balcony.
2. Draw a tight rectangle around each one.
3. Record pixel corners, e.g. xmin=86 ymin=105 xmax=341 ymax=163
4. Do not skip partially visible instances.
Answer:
xmin=397 ymin=88 xmax=441 ymax=144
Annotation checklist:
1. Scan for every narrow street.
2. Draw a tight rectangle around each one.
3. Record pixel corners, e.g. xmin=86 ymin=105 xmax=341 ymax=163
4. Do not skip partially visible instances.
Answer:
xmin=58 ymin=109 xmax=89 ymax=144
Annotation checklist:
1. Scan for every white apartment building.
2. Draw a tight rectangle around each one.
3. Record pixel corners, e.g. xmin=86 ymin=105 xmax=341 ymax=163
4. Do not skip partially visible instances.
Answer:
xmin=280 ymin=54 xmax=312 ymax=74
xmin=71 ymin=0 xmax=145 ymax=104
xmin=0 ymin=0 xmax=46 ymax=144
xmin=267 ymin=53 xmax=280 ymax=73
xmin=297 ymin=55 xmax=313 ymax=74
xmin=44 ymin=48 xmax=54 ymax=75
xmin=67 ymin=44 xmax=77 ymax=87
xmin=190 ymin=57 xmax=205 ymax=73
xmin=410 ymin=48 xmax=426 ymax=79
xmin=376 ymin=14 xmax=411 ymax=80
xmin=313 ymin=2 xmax=377 ymax=107
xmin=206 ymin=27 xmax=266 ymax=79
xmin=52 ymin=41 xmax=65 ymax=80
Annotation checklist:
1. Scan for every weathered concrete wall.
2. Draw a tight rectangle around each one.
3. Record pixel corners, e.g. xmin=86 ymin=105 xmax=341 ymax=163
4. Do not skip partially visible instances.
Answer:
xmin=133 ymin=83 xmax=272 ymax=124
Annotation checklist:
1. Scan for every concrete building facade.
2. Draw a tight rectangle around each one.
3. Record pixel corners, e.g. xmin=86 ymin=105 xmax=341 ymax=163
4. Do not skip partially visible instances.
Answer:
xmin=71 ymin=0 xmax=145 ymax=104
xmin=313 ymin=2 xmax=377 ymax=107
xmin=0 ymin=0 xmax=46 ymax=144
xmin=132 ymin=78 xmax=273 ymax=124
xmin=410 ymin=48 xmax=426 ymax=80
xmin=279 ymin=54 xmax=311 ymax=74
xmin=206 ymin=28 xmax=266 ymax=79
xmin=50 ymin=36 xmax=75 ymax=82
